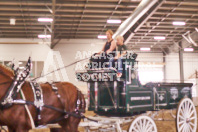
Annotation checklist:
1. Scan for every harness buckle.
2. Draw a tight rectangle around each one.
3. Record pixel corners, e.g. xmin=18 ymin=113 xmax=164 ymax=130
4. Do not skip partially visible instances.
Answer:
xmin=77 ymin=99 xmax=81 ymax=105
xmin=64 ymin=114 xmax=69 ymax=119
xmin=1 ymin=97 xmax=13 ymax=105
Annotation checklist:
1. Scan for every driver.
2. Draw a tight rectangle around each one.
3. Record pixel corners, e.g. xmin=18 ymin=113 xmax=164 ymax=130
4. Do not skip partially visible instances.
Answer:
xmin=91 ymin=29 xmax=116 ymax=68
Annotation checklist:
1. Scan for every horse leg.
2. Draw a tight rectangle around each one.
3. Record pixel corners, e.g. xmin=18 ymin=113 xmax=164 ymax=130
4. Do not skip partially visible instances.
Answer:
xmin=59 ymin=116 xmax=81 ymax=132
xmin=68 ymin=117 xmax=81 ymax=132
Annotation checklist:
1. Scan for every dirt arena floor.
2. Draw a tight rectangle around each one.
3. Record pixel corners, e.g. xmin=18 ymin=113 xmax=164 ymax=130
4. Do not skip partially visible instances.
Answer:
xmin=78 ymin=107 xmax=198 ymax=132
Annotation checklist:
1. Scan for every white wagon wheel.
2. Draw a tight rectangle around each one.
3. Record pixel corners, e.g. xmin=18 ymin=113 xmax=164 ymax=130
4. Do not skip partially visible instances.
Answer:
xmin=176 ymin=98 xmax=197 ymax=132
xmin=128 ymin=115 xmax=157 ymax=132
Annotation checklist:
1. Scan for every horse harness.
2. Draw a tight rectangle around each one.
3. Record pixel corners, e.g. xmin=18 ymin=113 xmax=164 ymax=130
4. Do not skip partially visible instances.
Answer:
xmin=0 ymin=58 xmax=85 ymax=127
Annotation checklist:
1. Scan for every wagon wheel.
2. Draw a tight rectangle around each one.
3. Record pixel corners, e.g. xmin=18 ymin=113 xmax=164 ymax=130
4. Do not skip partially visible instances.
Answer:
xmin=176 ymin=98 xmax=197 ymax=132
xmin=128 ymin=115 xmax=157 ymax=132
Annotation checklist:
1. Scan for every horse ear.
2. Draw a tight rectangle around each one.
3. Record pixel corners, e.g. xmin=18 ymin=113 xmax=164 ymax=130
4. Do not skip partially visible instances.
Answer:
xmin=14 ymin=68 xmax=19 ymax=76
xmin=14 ymin=57 xmax=32 ymax=81
xmin=11 ymin=63 xmax=15 ymax=70
xmin=27 ymin=57 xmax=31 ymax=65
xmin=26 ymin=57 xmax=32 ymax=71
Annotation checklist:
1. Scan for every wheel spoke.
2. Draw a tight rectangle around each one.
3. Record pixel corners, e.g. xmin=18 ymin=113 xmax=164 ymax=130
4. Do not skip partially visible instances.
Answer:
xmin=184 ymin=101 xmax=188 ymax=118
xmin=188 ymin=103 xmax=193 ymax=114
xmin=145 ymin=120 xmax=150 ymax=130
xmin=135 ymin=121 xmax=141 ymax=131
xmin=188 ymin=109 xmax=195 ymax=118
xmin=147 ymin=123 xmax=153 ymax=132
xmin=179 ymin=115 xmax=185 ymax=120
xmin=178 ymin=120 xmax=185 ymax=125
xmin=140 ymin=120 xmax=143 ymax=131
xmin=180 ymin=107 xmax=185 ymax=118
xmin=132 ymin=127 xmax=139 ymax=132
xmin=189 ymin=121 xmax=195 ymax=127
xmin=179 ymin=122 xmax=185 ymax=131
xmin=183 ymin=123 xmax=188 ymax=132
xmin=187 ymin=102 xmax=192 ymax=117
xmin=188 ymin=123 xmax=193 ymax=132
xmin=189 ymin=116 xmax=196 ymax=121
xmin=181 ymin=104 xmax=185 ymax=114
xmin=186 ymin=124 xmax=190 ymax=132
xmin=142 ymin=118 xmax=146 ymax=132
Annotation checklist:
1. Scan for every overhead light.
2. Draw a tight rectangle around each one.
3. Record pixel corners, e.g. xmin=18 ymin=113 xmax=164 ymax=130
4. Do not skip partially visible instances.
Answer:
xmin=140 ymin=48 xmax=150 ymax=51
xmin=38 ymin=18 xmax=53 ymax=22
xmin=107 ymin=19 xmax=121 ymax=24
xmin=98 ymin=35 xmax=107 ymax=39
xmin=154 ymin=36 xmax=166 ymax=40
xmin=10 ymin=18 xmax=16 ymax=25
xmin=38 ymin=35 xmax=51 ymax=38
xmin=184 ymin=48 xmax=194 ymax=52
xmin=172 ymin=21 xmax=186 ymax=26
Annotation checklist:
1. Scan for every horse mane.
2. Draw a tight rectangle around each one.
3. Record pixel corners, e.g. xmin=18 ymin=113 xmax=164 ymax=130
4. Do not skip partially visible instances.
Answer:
xmin=0 ymin=64 xmax=14 ymax=78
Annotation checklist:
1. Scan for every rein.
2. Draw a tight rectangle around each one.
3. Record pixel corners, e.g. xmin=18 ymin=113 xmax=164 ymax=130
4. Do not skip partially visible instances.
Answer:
xmin=31 ymin=57 xmax=90 ymax=81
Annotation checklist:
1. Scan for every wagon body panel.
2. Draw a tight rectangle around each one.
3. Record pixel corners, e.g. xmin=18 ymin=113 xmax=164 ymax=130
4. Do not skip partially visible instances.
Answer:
xmin=76 ymin=56 xmax=193 ymax=115
xmin=145 ymin=82 xmax=192 ymax=110
xmin=126 ymin=87 xmax=154 ymax=113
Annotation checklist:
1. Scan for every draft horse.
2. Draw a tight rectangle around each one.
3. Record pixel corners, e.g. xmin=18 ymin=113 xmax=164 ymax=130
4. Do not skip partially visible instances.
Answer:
xmin=0 ymin=63 xmax=85 ymax=132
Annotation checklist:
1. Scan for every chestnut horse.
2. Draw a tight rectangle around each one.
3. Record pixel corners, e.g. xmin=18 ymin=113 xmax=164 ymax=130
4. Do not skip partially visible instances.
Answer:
xmin=0 ymin=64 xmax=85 ymax=132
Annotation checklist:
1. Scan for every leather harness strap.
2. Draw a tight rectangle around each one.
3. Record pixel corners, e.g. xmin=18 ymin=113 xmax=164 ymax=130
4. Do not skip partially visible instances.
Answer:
xmin=0 ymin=57 xmax=86 ymax=127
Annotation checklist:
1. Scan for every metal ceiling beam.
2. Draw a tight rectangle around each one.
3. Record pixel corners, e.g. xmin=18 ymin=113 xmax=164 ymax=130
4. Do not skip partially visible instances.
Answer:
xmin=75 ymin=0 xmax=89 ymax=38
xmin=0 ymin=6 xmax=138 ymax=12
xmin=0 ymin=17 xmax=128 ymax=21
xmin=149 ymin=17 xmax=198 ymax=21
xmin=45 ymin=25 xmax=52 ymax=33
xmin=0 ymin=29 xmax=104 ymax=33
xmin=100 ymin=0 xmax=122 ymax=34
xmin=2 ymin=21 xmax=198 ymax=26
xmin=45 ymin=5 xmax=53 ymax=13
xmin=51 ymin=39 xmax=61 ymax=49
xmin=0 ymin=12 xmax=132 ymax=18
xmin=165 ymin=0 xmax=198 ymax=4
xmin=141 ymin=25 xmax=198 ymax=29
xmin=0 ymin=0 xmax=197 ymax=48
xmin=50 ymin=0 xmax=56 ymax=49
xmin=0 ymin=1 xmax=139 ymax=7
xmin=161 ymin=12 xmax=198 ymax=16
xmin=18 ymin=0 xmax=29 ymax=38
xmin=160 ymin=5 xmax=198 ymax=10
